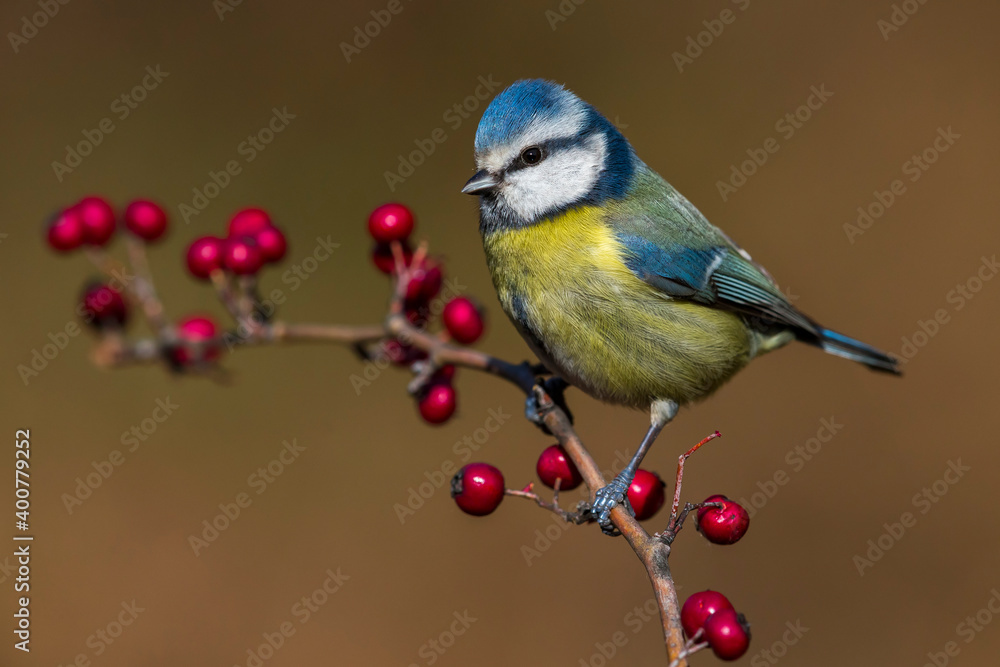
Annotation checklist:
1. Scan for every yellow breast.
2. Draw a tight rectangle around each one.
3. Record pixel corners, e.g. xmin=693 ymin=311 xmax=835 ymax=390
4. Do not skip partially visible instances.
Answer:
xmin=482 ymin=206 xmax=755 ymax=407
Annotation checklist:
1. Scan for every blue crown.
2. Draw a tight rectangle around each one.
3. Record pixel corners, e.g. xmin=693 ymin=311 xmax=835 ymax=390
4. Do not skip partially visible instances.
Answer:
xmin=475 ymin=79 xmax=637 ymax=202
xmin=474 ymin=79 xmax=578 ymax=152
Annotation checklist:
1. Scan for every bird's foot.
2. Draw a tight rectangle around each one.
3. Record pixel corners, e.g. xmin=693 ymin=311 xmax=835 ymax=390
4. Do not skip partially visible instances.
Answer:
xmin=591 ymin=471 xmax=635 ymax=535
xmin=524 ymin=377 xmax=574 ymax=431
xmin=524 ymin=391 xmax=547 ymax=425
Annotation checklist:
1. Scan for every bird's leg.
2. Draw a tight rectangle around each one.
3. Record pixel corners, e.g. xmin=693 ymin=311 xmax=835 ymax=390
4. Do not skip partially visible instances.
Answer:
xmin=592 ymin=399 xmax=678 ymax=535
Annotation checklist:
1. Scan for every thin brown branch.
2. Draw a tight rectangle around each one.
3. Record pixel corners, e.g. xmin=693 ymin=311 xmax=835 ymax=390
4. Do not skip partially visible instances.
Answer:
xmin=528 ymin=386 xmax=688 ymax=665
xmin=505 ymin=480 xmax=591 ymax=524
xmin=270 ymin=322 xmax=387 ymax=344
xmin=669 ymin=431 xmax=722 ymax=520
xmin=209 ymin=269 xmax=243 ymax=323
xmin=123 ymin=237 xmax=170 ymax=334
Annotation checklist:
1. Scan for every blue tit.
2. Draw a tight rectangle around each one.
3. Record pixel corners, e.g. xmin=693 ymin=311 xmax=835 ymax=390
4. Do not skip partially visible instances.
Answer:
xmin=462 ymin=79 xmax=900 ymax=532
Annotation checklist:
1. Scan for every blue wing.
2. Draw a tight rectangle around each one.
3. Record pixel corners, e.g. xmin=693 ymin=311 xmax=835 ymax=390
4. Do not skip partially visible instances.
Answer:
xmin=617 ymin=233 xmax=818 ymax=335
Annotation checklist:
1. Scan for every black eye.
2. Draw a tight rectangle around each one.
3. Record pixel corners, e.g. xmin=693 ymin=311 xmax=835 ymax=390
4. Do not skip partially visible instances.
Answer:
xmin=520 ymin=146 xmax=543 ymax=165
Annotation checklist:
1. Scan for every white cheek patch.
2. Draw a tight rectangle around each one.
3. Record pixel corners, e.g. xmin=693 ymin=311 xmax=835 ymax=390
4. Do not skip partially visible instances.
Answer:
xmin=476 ymin=101 xmax=588 ymax=173
xmin=501 ymin=132 xmax=607 ymax=221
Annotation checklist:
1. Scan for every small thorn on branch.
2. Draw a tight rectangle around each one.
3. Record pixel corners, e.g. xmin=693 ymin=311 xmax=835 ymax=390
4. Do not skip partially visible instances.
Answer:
xmin=654 ymin=431 xmax=723 ymax=545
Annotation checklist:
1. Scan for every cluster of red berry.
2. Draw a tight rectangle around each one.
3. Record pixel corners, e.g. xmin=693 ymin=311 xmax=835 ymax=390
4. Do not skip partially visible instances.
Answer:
xmin=448 ymin=451 xmax=748 ymax=528
xmin=46 ymin=196 xmax=167 ymax=336
xmin=45 ymin=196 xmax=292 ymax=367
xmin=365 ymin=203 xmax=486 ymax=426
xmin=451 ymin=447 xmax=752 ymax=659
xmin=47 ymin=196 xmax=167 ymax=251
xmin=185 ymin=207 xmax=287 ymax=278
xmin=681 ymin=590 xmax=751 ymax=660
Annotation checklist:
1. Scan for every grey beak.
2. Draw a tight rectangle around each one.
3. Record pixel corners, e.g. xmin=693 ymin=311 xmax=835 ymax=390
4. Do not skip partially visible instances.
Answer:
xmin=461 ymin=170 xmax=499 ymax=195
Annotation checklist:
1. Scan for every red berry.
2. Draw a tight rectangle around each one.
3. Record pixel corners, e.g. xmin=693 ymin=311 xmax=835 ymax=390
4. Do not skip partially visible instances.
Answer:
xmin=171 ymin=315 xmax=221 ymax=365
xmin=228 ymin=208 xmax=272 ymax=237
xmin=404 ymin=259 xmax=443 ymax=302
xmin=536 ymin=444 xmax=583 ymax=490
xmin=451 ymin=463 xmax=504 ymax=516
xmin=223 ymin=237 xmax=264 ymax=275
xmin=46 ymin=208 xmax=86 ymax=252
xmin=254 ymin=226 xmax=287 ymax=263
xmin=417 ymin=383 xmax=458 ymax=424
xmin=681 ymin=590 xmax=735 ymax=639
xmin=442 ymin=297 xmax=485 ymax=345
xmin=418 ymin=383 xmax=457 ymax=424
xmin=80 ymin=283 xmax=128 ymax=328
xmin=367 ymin=203 xmax=414 ymax=243
xmin=702 ymin=609 xmax=751 ymax=661
xmin=124 ymin=199 xmax=168 ymax=241
xmin=371 ymin=242 xmax=413 ymax=274
xmin=186 ymin=236 xmax=224 ymax=280
xmin=627 ymin=469 xmax=666 ymax=520
xmin=76 ymin=196 xmax=116 ymax=246
xmin=696 ymin=495 xmax=750 ymax=545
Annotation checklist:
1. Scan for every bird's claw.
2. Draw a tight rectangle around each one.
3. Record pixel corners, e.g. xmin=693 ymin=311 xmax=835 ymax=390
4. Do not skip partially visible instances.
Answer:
xmin=524 ymin=391 xmax=548 ymax=425
xmin=525 ymin=377 xmax=574 ymax=433
xmin=591 ymin=473 xmax=634 ymax=535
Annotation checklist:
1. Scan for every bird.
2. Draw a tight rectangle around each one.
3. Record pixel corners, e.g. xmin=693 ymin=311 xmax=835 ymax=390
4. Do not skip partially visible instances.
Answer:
xmin=461 ymin=79 xmax=900 ymax=533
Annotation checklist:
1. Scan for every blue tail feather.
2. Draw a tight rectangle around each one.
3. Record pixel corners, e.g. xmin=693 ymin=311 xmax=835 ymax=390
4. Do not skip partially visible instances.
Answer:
xmin=815 ymin=328 xmax=901 ymax=375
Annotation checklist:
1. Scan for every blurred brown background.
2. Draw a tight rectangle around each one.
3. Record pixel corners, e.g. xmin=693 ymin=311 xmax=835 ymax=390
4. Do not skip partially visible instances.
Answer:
xmin=2 ymin=0 xmax=998 ymax=665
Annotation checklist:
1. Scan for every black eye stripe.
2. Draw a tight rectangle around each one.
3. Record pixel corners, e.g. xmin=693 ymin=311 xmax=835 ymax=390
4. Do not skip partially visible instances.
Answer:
xmin=505 ymin=135 xmax=584 ymax=173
